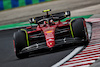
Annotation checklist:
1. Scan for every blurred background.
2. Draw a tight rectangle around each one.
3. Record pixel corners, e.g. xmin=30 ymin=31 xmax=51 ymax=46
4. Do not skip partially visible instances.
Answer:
xmin=0 ymin=0 xmax=100 ymax=26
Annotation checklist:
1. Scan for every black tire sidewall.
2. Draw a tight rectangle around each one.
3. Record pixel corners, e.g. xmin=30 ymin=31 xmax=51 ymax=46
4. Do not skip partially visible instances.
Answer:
xmin=13 ymin=31 xmax=29 ymax=58
xmin=71 ymin=18 xmax=88 ymax=40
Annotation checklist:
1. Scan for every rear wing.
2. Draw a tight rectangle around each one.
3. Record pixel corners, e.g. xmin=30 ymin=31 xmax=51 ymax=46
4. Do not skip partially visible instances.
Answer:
xmin=52 ymin=11 xmax=71 ymax=20
xmin=34 ymin=11 xmax=71 ymax=21
xmin=29 ymin=10 xmax=71 ymax=24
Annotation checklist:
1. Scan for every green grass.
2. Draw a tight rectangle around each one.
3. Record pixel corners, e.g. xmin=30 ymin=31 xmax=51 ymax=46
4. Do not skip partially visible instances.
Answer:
xmin=0 ymin=14 xmax=93 ymax=30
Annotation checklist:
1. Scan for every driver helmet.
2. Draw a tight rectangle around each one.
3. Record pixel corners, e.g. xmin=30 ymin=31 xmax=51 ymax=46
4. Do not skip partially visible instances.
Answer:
xmin=44 ymin=21 xmax=47 ymax=24
xmin=50 ymin=19 xmax=54 ymax=23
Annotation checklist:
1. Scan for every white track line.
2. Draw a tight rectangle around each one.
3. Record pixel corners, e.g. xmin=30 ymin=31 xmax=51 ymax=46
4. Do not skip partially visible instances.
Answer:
xmin=61 ymin=60 xmax=95 ymax=67
xmin=51 ymin=46 xmax=84 ymax=67
xmin=88 ymin=43 xmax=100 ymax=46
xmin=83 ymin=47 xmax=100 ymax=51
xmin=83 ymin=46 xmax=100 ymax=50
xmin=69 ymin=57 xmax=99 ymax=62
xmin=85 ymin=18 xmax=100 ymax=22
xmin=62 ymin=60 xmax=96 ymax=66
xmin=86 ymin=44 xmax=100 ymax=48
xmin=70 ymin=54 xmax=100 ymax=61
xmin=79 ymin=65 xmax=90 ymax=67
xmin=63 ymin=57 xmax=98 ymax=64
xmin=61 ymin=65 xmax=90 ymax=67
xmin=80 ymin=49 xmax=100 ymax=53
xmin=83 ymin=48 xmax=100 ymax=52
xmin=76 ymin=52 xmax=100 ymax=57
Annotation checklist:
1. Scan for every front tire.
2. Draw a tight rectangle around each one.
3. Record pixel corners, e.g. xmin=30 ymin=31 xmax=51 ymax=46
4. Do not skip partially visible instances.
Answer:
xmin=70 ymin=18 xmax=89 ymax=44
xmin=13 ymin=30 xmax=29 ymax=59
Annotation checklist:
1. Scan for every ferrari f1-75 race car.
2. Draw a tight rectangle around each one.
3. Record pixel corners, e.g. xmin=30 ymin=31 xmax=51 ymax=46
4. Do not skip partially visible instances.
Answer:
xmin=13 ymin=9 xmax=90 ymax=59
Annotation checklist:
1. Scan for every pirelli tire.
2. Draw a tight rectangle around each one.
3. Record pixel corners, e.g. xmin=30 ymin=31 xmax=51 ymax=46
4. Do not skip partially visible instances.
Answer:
xmin=70 ymin=18 xmax=89 ymax=44
xmin=13 ymin=30 xmax=29 ymax=59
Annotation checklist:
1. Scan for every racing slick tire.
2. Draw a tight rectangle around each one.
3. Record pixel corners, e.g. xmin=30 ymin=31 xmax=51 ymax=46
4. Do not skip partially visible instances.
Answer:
xmin=70 ymin=18 xmax=89 ymax=44
xmin=13 ymin=30 xmax=29 ymax=59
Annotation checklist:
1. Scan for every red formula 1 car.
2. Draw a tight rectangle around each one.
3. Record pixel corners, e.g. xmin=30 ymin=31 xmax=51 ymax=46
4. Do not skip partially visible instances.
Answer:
xmin=13 ymin=9 xmax=90 ymax=59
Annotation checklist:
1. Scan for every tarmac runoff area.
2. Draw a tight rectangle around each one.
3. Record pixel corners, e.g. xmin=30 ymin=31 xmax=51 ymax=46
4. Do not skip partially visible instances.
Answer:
xmin=1 ymin=3 xmax=100 ymax=30
xmin=0 ymin=15 xmax=93 ymax=31
xmin=0 ymin=0 xmax=100 ymax=25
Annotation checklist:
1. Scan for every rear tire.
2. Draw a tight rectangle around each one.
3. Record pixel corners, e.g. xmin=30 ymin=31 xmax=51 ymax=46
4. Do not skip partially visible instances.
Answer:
xmin=13 ymin=30 xmax=29 ymax=59
xmin=70 ymin=18 xmax=89 ymax=44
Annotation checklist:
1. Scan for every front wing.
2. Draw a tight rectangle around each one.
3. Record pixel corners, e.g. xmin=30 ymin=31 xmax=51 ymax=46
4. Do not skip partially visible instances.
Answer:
xmin=19 ymin=37 xmax=87 ymax=54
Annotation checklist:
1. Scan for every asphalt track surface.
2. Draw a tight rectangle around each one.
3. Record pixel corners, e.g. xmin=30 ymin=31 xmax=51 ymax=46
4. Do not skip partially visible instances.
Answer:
xmin=0 ymin=29 xmax=80 ymax=67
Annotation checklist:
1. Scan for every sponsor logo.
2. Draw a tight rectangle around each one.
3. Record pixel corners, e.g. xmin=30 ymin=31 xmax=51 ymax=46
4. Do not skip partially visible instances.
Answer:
xmin=50 ymin=43 xmax=52 ymax=45
xmin=45 ymin=31 xmax=54 ymax=39
xmin=47 ymin=39 xmax=54 ymax=42
xmin=46 ymin=30 xmax=53 ymax=33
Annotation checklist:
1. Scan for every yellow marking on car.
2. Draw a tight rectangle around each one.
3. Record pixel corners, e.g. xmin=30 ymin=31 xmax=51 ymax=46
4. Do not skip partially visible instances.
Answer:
xmin=43 ymin=9 xmax=51 ymax=12
xmin=64 ymin=12 xmax=66 ymax=17
xmin=46 ymin=30 xmax=53 ymax=33
xmin=70 ymin=19 xmax=75 ymax=38
xmin=21 ymin=29 xmax=29 ymax=46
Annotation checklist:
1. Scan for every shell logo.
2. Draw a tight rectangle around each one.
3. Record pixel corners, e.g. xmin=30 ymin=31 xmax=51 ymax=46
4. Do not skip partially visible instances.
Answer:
xmin=50 ymin=43 xmax=52 ymax=45
xmin=46 ymin=30 xmax=53 ymax=33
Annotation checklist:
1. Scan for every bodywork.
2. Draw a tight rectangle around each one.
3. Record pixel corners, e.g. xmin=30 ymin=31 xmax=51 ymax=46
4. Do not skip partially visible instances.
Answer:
xmin=14 ymin=9 xmax=91 ymax=54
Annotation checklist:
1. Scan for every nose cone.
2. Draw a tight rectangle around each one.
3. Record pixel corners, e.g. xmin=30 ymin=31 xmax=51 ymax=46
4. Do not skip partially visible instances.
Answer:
xmin=44 ymin=30 xmax=55 ymax=48
xmin=46 ymin=38 xmax=55 ymax=48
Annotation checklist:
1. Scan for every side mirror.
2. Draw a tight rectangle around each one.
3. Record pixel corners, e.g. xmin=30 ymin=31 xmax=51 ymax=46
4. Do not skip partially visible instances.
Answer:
xmin=65 ymin=11 xmax=71 ymax=17
xmin=29 ymin=18 xmax=35 ymax=24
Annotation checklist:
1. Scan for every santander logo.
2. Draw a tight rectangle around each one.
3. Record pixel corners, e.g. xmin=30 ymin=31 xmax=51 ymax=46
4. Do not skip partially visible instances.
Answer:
xmin=47 ymin=39 xmax=54 ymax=42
